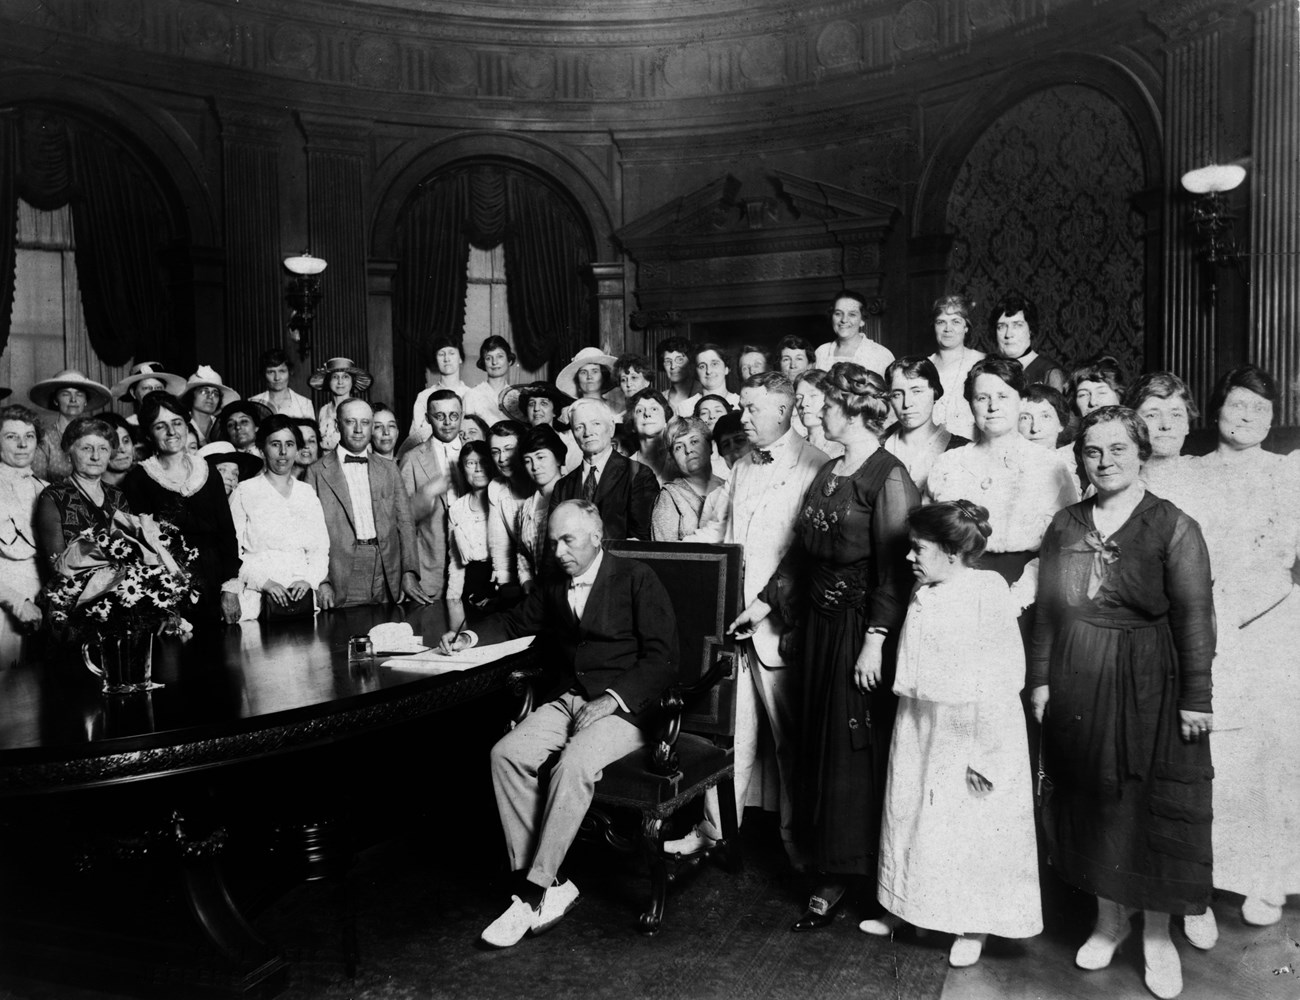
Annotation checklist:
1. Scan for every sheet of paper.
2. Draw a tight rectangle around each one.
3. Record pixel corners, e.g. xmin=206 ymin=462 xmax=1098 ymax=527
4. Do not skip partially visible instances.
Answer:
xmin=381 ymin=634 xmax=535 ymax=672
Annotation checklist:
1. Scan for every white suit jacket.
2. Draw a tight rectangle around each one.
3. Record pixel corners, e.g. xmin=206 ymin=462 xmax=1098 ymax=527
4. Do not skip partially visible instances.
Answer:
xmin=724 ymin=427 xmax=828 ymax=668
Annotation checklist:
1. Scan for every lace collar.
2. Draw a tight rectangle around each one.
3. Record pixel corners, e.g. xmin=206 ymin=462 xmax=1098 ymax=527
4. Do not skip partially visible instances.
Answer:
xmin=140 ymin=454 xmax=210 ymax=497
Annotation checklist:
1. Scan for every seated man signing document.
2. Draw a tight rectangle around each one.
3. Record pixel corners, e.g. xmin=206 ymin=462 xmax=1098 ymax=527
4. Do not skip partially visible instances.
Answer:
xmin=438 ymin=499 xmax=678 ymax=947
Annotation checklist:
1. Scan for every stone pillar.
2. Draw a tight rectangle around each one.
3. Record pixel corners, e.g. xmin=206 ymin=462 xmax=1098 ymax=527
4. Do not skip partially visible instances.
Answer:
xmin=590 ymin=261 xmax=627 ymax=355
xmin=217 ymin=103 xmax=285 ymax=392
xmin=367 ymin=260 xmax=397 ymax=408
xmin=297 ymin=114 xmax=370 ymax=375
xmin=1248 ymin=0 xmax=1300 ymax=423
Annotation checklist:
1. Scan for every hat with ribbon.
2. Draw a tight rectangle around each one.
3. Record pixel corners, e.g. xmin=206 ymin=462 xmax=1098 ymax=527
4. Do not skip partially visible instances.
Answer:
xmin=111 ymin=362 xmax=187 ymax=403
xmin=308 ymin=357 xmax=373 ymax=393
xmin=27 ymin=370 xmax=113 ymax=411
xmin=184 ymin=366 xmax=241 ymax=409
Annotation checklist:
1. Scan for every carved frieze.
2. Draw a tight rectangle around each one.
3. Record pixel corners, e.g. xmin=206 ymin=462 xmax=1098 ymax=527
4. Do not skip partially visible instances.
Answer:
xmin=0 ymin=0 xmax=1118 ymax=112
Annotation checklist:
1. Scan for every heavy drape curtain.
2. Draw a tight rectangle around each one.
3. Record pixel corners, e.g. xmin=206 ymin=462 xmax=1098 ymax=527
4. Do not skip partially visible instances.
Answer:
xmin=0 ymin=108 xmax=174 ymax=366
xmin=0 ymin=113 xmax=16 ymax=360
xmin=392 ymin=162 xmax=595 ymax=412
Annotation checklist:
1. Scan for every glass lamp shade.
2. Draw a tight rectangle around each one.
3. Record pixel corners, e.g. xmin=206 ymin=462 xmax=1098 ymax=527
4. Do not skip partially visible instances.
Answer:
xmin=283 ymin=252 xmax=328 ymax=276
xmin=1180 ymin=164 xmax=1246 ymax=195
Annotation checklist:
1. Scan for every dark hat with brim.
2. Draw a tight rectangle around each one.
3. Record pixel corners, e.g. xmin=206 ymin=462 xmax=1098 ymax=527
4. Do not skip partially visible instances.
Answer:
xmin=500 ymin=382 xmax=576 ymax=424
xmin=198 ymin=441 xmax=263 ymax=480
xmin=308 ymin=357 xmax=373 ymax=393
xmin=219 ymin=400 xmax=272 ymax=427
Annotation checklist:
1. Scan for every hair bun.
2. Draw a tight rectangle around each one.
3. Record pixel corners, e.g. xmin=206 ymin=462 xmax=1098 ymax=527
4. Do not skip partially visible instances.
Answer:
xmin=953 ymin=499 xmax=993 ymax=538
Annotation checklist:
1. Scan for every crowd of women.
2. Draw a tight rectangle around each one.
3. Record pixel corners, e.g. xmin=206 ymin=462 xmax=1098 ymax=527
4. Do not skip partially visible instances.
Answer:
xmin=0 ymin=288 xmax=1295 ymax=998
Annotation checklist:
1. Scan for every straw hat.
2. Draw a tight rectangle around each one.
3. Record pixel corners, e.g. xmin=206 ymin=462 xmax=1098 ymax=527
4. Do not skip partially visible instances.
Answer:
xmin=499 ymin=382 xmax=576 ymax=424
xmin=555 ymin=347 xmax=618 ymax=400
xmin=111 ymin=361 xmax=187 ymax=402
xmin=27 ymin=370 xmax=112 ymax=411
xmin=308 ymin=357 xmax=373 ymax=393
xmin=184 ymin=365 xmax=240 ymax=409
xmin=198 ymin=441 xmax=262 ymax=480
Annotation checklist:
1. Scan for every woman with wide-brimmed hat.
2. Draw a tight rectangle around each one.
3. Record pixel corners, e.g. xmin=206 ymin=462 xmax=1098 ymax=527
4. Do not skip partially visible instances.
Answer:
xmin=111 ymin=362 xmax=188 ymax=422
xmin=27 ymin=370 xmax=112 ymax=482
xmin=499 ymin=381 xmax=581 ymax=473
xmin=182 ymin=366 xmax=240 ymax=446
xmin=555 ymin=346 xmax=621 ymax=415
xmin=198 ymin=441 xmax=262 ymax=497
xmin=309 ymin=357 xmax=372 ymax=453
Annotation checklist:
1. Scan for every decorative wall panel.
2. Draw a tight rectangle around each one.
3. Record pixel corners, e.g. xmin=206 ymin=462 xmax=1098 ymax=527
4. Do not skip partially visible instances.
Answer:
xmin=945 ymin=85 xmax=1145 ymax=378
xmin=1248 ymin=0 xmax=1300 ymax=423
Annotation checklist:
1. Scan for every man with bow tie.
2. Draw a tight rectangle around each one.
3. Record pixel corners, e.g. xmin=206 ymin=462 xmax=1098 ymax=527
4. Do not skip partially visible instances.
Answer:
xmin=667 ymin=371 xmax=826 ymax=868
xmin=438 ymin=500 xmax=678 ymax=947
xmin=306 ymin=398 xmax=427 ymax=608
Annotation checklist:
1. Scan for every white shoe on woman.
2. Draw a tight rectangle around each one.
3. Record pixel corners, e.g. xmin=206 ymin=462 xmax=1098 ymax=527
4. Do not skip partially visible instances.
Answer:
xmin=1182 ymin=909 xmax=1218 ymax=949
xmin=1075 ymin=896 xmax=1133 ymax=970
xmin=1241 ymin=896 xmax=1284 ymax=926
xmin=1143 ymin=911 xmax=1183 ymax=999
xmin=948 ymin=933 xmax=986 ymax=968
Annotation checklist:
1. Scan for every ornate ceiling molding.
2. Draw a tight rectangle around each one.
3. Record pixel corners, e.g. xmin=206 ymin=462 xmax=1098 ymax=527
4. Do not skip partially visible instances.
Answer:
xmin=0 ymin=0 xmax=1121 ymax=119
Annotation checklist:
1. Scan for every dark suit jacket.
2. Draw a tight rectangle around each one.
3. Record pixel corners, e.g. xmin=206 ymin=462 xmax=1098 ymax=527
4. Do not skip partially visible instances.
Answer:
xmin=476 ymin=551 xmax=678 ymax=728
xmin=306 ymin=451 xmax=418 ymax=601
xmin=549 ymin=450 xmax=659 ymax=541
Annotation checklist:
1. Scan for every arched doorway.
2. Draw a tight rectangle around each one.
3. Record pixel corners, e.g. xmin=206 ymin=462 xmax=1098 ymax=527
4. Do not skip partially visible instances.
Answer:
xmin=389 ymin=159 xmax=598 ymax=412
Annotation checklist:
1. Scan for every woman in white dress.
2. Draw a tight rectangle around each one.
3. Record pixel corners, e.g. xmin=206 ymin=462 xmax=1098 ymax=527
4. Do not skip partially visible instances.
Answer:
xmin=926 ymin=295 xmax=984 ymax=440
xmin=462 ymin=336 xmax=515 ymax=429
xmin=225 ymin=415 xmax=330 ymax=620
xmin=1125 ymin=372 xmax=1197 ymax=501
xmin=1179 ymin=364 xmax=1300 ymax=943
xmin=880 ymin=356 xmax=967 ymax=494
xmin=486 ymin=420 xmax=533 ymax=593
xmin=866 ymin=500 xmax=1041 ymax=967
xmin=813 ymin=290 xmax=894 ymax=377
xmin=309 ymin=357 xmax=372 ymax=453
xmin=927 ymin=357 xmax=1079 ymax=614
xmin=446 ymin=441 xmax=495 ymax=632
xmin=0 ymin=404 xmax=46 ymax=663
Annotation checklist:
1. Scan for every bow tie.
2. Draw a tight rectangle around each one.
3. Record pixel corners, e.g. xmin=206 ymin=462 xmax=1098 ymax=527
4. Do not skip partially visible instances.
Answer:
xmin=344 ymin=455 xmax=368 ymax=465
xmin=569 ymin=580 xmax=592 ymax=590
xmin=752 ymin=449 xmax=774 ymax=465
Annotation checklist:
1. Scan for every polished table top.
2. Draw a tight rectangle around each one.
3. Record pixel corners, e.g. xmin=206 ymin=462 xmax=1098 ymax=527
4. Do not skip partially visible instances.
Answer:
xmin=0 ymin=604 xmax=533 ymax=793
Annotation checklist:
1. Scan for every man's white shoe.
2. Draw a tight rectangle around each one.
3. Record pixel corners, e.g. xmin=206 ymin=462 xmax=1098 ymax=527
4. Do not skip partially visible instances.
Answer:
xmin=534 ymin=879 xmax=581 ymax=934
xmin=481 ymin=896 xmax=538 ymax=948
xmin=664 ymin=823 xmax=720 ymax=857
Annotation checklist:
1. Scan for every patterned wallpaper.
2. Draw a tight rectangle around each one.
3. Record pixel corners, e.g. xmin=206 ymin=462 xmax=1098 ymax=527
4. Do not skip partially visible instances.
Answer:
xmin=946 ymin=85 xmax=1146 ymax=380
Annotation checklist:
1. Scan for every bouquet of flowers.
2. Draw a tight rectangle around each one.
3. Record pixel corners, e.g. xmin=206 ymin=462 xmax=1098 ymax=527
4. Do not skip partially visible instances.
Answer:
xmin=42 ymin=511 xmax=200 ymax=640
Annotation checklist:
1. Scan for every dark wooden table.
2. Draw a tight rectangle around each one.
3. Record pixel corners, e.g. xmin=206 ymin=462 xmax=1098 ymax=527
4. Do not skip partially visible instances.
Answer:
xmin=0 ymin=604 xmax=533 ymax=999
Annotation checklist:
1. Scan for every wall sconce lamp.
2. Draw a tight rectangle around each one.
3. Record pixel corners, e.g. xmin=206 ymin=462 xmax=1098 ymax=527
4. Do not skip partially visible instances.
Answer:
xmin=1180 ymin=165 xmax=1247 ymax=295
xmin=283 ymin=251 xmax=327 ymax=357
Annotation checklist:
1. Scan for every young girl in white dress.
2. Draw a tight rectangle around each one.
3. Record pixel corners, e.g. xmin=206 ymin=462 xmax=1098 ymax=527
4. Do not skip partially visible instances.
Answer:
xmin=863 ymin=499 xmax=1042 ymax=967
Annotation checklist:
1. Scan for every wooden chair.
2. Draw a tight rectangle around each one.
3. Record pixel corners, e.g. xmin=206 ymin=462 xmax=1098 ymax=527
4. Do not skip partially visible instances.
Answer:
xmin=509 ymin=541 xmax=745 ymax=934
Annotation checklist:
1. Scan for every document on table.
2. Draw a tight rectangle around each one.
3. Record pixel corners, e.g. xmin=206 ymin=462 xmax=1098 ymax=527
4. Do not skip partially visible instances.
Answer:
xmin=380 ymin=635 xmax=535 ymax=672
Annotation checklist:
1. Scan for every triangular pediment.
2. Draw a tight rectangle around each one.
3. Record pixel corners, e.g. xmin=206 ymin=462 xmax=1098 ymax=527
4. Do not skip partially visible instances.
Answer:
xmin=615 ymin=172 xmax=897 ymax=257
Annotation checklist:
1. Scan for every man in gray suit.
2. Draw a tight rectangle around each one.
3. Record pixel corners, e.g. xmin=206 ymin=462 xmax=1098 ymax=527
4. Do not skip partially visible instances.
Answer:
xmin=398 ymin=390 xmax=463 ymax=600
xmin=306 ymin=398 xmax=428 ymax=608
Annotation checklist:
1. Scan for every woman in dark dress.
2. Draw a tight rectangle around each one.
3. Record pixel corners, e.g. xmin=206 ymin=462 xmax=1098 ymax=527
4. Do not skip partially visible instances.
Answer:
xmin=120 ymin=392 xmax=241 ymax=624
xmin=735 ymin=362 xmax=917 ymax=930
xmin=1029 ymin=406 xmax=1214 ymax=1000
xmin=35 ymin=416 xmax=132 ymax=562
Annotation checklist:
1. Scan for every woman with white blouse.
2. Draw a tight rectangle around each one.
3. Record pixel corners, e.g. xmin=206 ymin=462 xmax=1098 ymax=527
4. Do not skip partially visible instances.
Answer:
xmin=446 ymin=440 xmax=495 ymax=632
xmin=881 ymin=356 xmax=968 ymax=495
xmin=0 ymin=404 xmax=46 ymax=662
xmin=486 ymin=420 xmax=534 ymax=593
xmin=814 ymin=290 xmax=895 ymax=377
xmin=226 ymin=415 xmax=329 ymax=620
xmin=926 ymin=295 xmax=984 ymax=440
xmin=926 ymin=357 xmax=1079 ymax=614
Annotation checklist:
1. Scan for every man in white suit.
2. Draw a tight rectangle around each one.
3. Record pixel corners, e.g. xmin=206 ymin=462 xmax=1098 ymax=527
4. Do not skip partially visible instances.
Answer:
xmin=667 ymin=371 xmax=826 ymax=866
